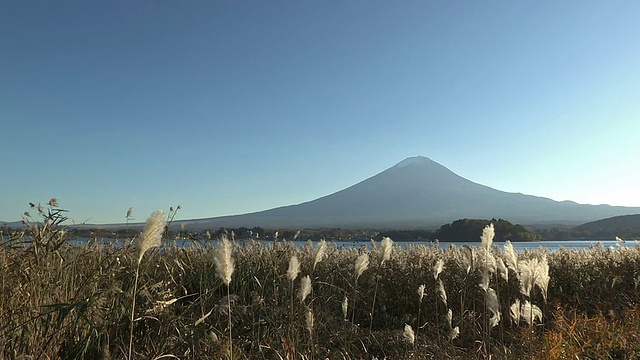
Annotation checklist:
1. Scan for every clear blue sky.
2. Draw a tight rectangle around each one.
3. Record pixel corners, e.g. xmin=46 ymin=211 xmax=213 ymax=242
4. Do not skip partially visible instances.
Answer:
xmin=2 ymin=1 xmax=639 ymax=224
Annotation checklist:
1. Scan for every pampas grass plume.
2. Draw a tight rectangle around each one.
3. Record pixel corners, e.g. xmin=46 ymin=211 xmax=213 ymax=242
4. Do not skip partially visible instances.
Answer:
xmin=449 ymin=326 xmax=460 ymax=340
xmin=417 ymin=284 xmax=425 ymax=303
xmin=342 ymin=296 xmax=349 ymax=320
xmin=535 ymin=256 xmax=550 ymax=301
xmin=497 ymin=257 xmax=508 ymax=282
xmin=136 ymin=209 xmax=165 ymax=264
xmin=503 ymin=240 xmax=519 ymax=273
xmin=480 ymin=223 xmax=495 ymax=251
xmin=403 ymin=324 xmax=415 ymax=345
xmin=437 ymin=280 xmax=447 ymax=305
xmin=299 ymin=275 xmax=312 ymax=303
xmin=313 ymin=240 xmax=327 ymax=270
xmin=287 ymin=255 xmax=300 ymax=281
xmin=509 ymin=299 xmax=521 ymax=324
xmin=380 ymin=237 xmax=393 ymax=266
xmin=433 ymin=258 xmax=444 ymax=280
xmin=306 ymin=310 xmax=314 ymax=334
xmin=214 ymin=236 xmax=234 ymax=286
xmin=354 ymin=253 xmax=370 ymax=280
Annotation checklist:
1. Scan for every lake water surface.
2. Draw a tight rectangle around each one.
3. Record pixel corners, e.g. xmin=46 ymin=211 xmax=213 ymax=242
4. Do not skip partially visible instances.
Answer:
xmin=72 ymin=238 xmax=631 ymax=252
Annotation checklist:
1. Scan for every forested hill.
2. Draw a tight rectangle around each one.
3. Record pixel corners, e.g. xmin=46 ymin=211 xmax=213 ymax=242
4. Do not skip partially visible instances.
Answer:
xmin=572 ymin=214 xmax=640 ymax=239
xmin=431 ymin=218 xmax=541 ymax=242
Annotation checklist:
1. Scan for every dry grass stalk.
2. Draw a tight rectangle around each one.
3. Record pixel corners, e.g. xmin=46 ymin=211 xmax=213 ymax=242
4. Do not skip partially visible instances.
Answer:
xmin=213 ymin=235 xmax=235 ymax=358
xmin=129 ymin=209 xmax=166 ymax=359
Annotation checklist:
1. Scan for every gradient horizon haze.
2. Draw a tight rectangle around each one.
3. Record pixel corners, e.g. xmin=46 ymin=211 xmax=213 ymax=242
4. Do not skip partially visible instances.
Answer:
xmin=1 ymin=1 xmax=639 ymax=224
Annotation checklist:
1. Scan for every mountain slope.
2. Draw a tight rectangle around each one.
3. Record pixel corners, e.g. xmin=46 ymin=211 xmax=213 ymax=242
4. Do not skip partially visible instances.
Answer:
xmin=575 ymin=214 xmax=640 ymax=232
xmin=187 ymin=156 xmax=640 ymax=229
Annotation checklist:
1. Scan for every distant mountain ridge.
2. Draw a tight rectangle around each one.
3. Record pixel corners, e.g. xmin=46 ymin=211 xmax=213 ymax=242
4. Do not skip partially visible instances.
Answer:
xmin=183 ymin=156 xmax=640 ymax=229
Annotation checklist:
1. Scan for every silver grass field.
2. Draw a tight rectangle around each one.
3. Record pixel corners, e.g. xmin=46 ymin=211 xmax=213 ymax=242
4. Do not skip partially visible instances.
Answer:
xmin=2 ymin=205 xmax=640 ymax=359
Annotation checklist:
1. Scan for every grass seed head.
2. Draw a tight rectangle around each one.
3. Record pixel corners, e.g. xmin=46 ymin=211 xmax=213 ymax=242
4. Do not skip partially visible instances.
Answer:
xmin=299 ymin=275 xmax=312 ymax=303
xmin=287 ymin=255 xmax=300 ymax=282
xmin=480 ymin=223 xmax=495 ymax=251
xmin=437 ymin=280 xmax=447 ymax=305
xmin=306 ymin=310 xmax=314 ymax=333
xmin=503 ymin=240 xmax=519 ymax=273
xmin=497 ymin=257 xmax=508 ymax=282
xmin=403 ymin=324 xmax=415 ymax=345
xmin=214 ymin=236 xmax=235 ymax=286
xmin=449 ymin=326 xmax=460 ymax=340
xmin=417 ymin=284 xmax=425 ymax=303
xmin=380 ymin=237 xmax=393 ymax=266
xmin=433 ymin=258 xmax=445 ymax=280
xmin=535 ymin=255 xmax=550 ymax=302
xmin=313 ymin=240 xmax=327 ymax=270
xmin=342 ymin=296 xmax=349 ymax=320
xmin=136 ymin=209 xmax=165 ymax=264
xmin=509 ymin=299 xmax=521 ymax=324
xmin=354 ymin=253 xmax=370 ymax=280
xmin=520 ymin=300 xmax=543 ymax=326
xmin=460 ymin=245 xmax=475 ymax=274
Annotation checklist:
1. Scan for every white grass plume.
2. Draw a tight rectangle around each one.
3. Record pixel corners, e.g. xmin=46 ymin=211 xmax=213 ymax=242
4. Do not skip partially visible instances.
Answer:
xmin=480 ymin=223 xmax=495 ymax=252
xmin=449 ymin=326 xmax=460 ymax=340
xmin=379 ymin=237 xmax=393 ymax=266
xmin=485 ymin=288 xmax=501 ymax=329
xmin=503 ymin=240 xmax=519 ymax=273
xmin=298 ymin=275 xmax=312 ymax=303
xmin=534 ymin=255 xmax=550 ymax=302
xmin=460 ymin=245 xmax=475 ymax=274
xmin=312 ymin=239 xmax=327 ymax=270
xmin=520 ymin=300 xmax=543 ymax=326
xmin=287 ymin=255 xmax=300 ymax=282
xmin=354 ymin=253 xmax=369 ymax=280
xmin=479 ymin=269 xmax=490 ymax=292
xmin=518 ymin=256 xmax=549 ymax=299
xmin=497 ymin=257 xmax=508 ymax=282
xmin=306 ymin=309 xmax=314 ymax=334
xmin=518 ymin=258 xmax=535 ymax=297
xmin=214 ymin=236 xmax=234 ymax=286
xmin=446 ymin=308 xmax=453 ymax=329
xmin=509 ymin=299 xmax=521 ymax=324
xmin=403 ymin=324 xmax=415 ymax=345
xmin=433 ymin=258 xmax=445 ymax=280
xmin=437 ymin=280 xmax=447 ymax=305
xmin=342 ymin=296 xmax=349 ymax=320
xmin=136 ymin=209 xmax=165 ymax=264
xmin=417 ymin=284 xmax=426 ymax=303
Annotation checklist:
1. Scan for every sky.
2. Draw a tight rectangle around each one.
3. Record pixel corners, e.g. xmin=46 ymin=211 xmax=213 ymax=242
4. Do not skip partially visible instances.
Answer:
xmin=1 ymin=1 xmax=639 ymax=224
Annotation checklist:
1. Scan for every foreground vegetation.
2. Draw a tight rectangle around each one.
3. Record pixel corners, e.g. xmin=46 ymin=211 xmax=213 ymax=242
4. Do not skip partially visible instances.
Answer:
xmin=2 ymin=203 xmax=640 ymax=359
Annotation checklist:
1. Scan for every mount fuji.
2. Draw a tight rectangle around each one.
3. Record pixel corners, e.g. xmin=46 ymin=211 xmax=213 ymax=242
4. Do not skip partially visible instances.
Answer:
xmin=185 ymin=156 xmax=640 ymax=229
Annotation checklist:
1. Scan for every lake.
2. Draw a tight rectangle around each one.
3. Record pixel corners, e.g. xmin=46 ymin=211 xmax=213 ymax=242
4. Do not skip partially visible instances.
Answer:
xmin=71 ymin=237 xmax=632 ymax=252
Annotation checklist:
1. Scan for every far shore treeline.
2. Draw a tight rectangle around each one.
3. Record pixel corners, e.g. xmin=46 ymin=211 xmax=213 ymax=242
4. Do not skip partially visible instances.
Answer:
xmin=3 ymin=217 xmax=638 ymax=242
